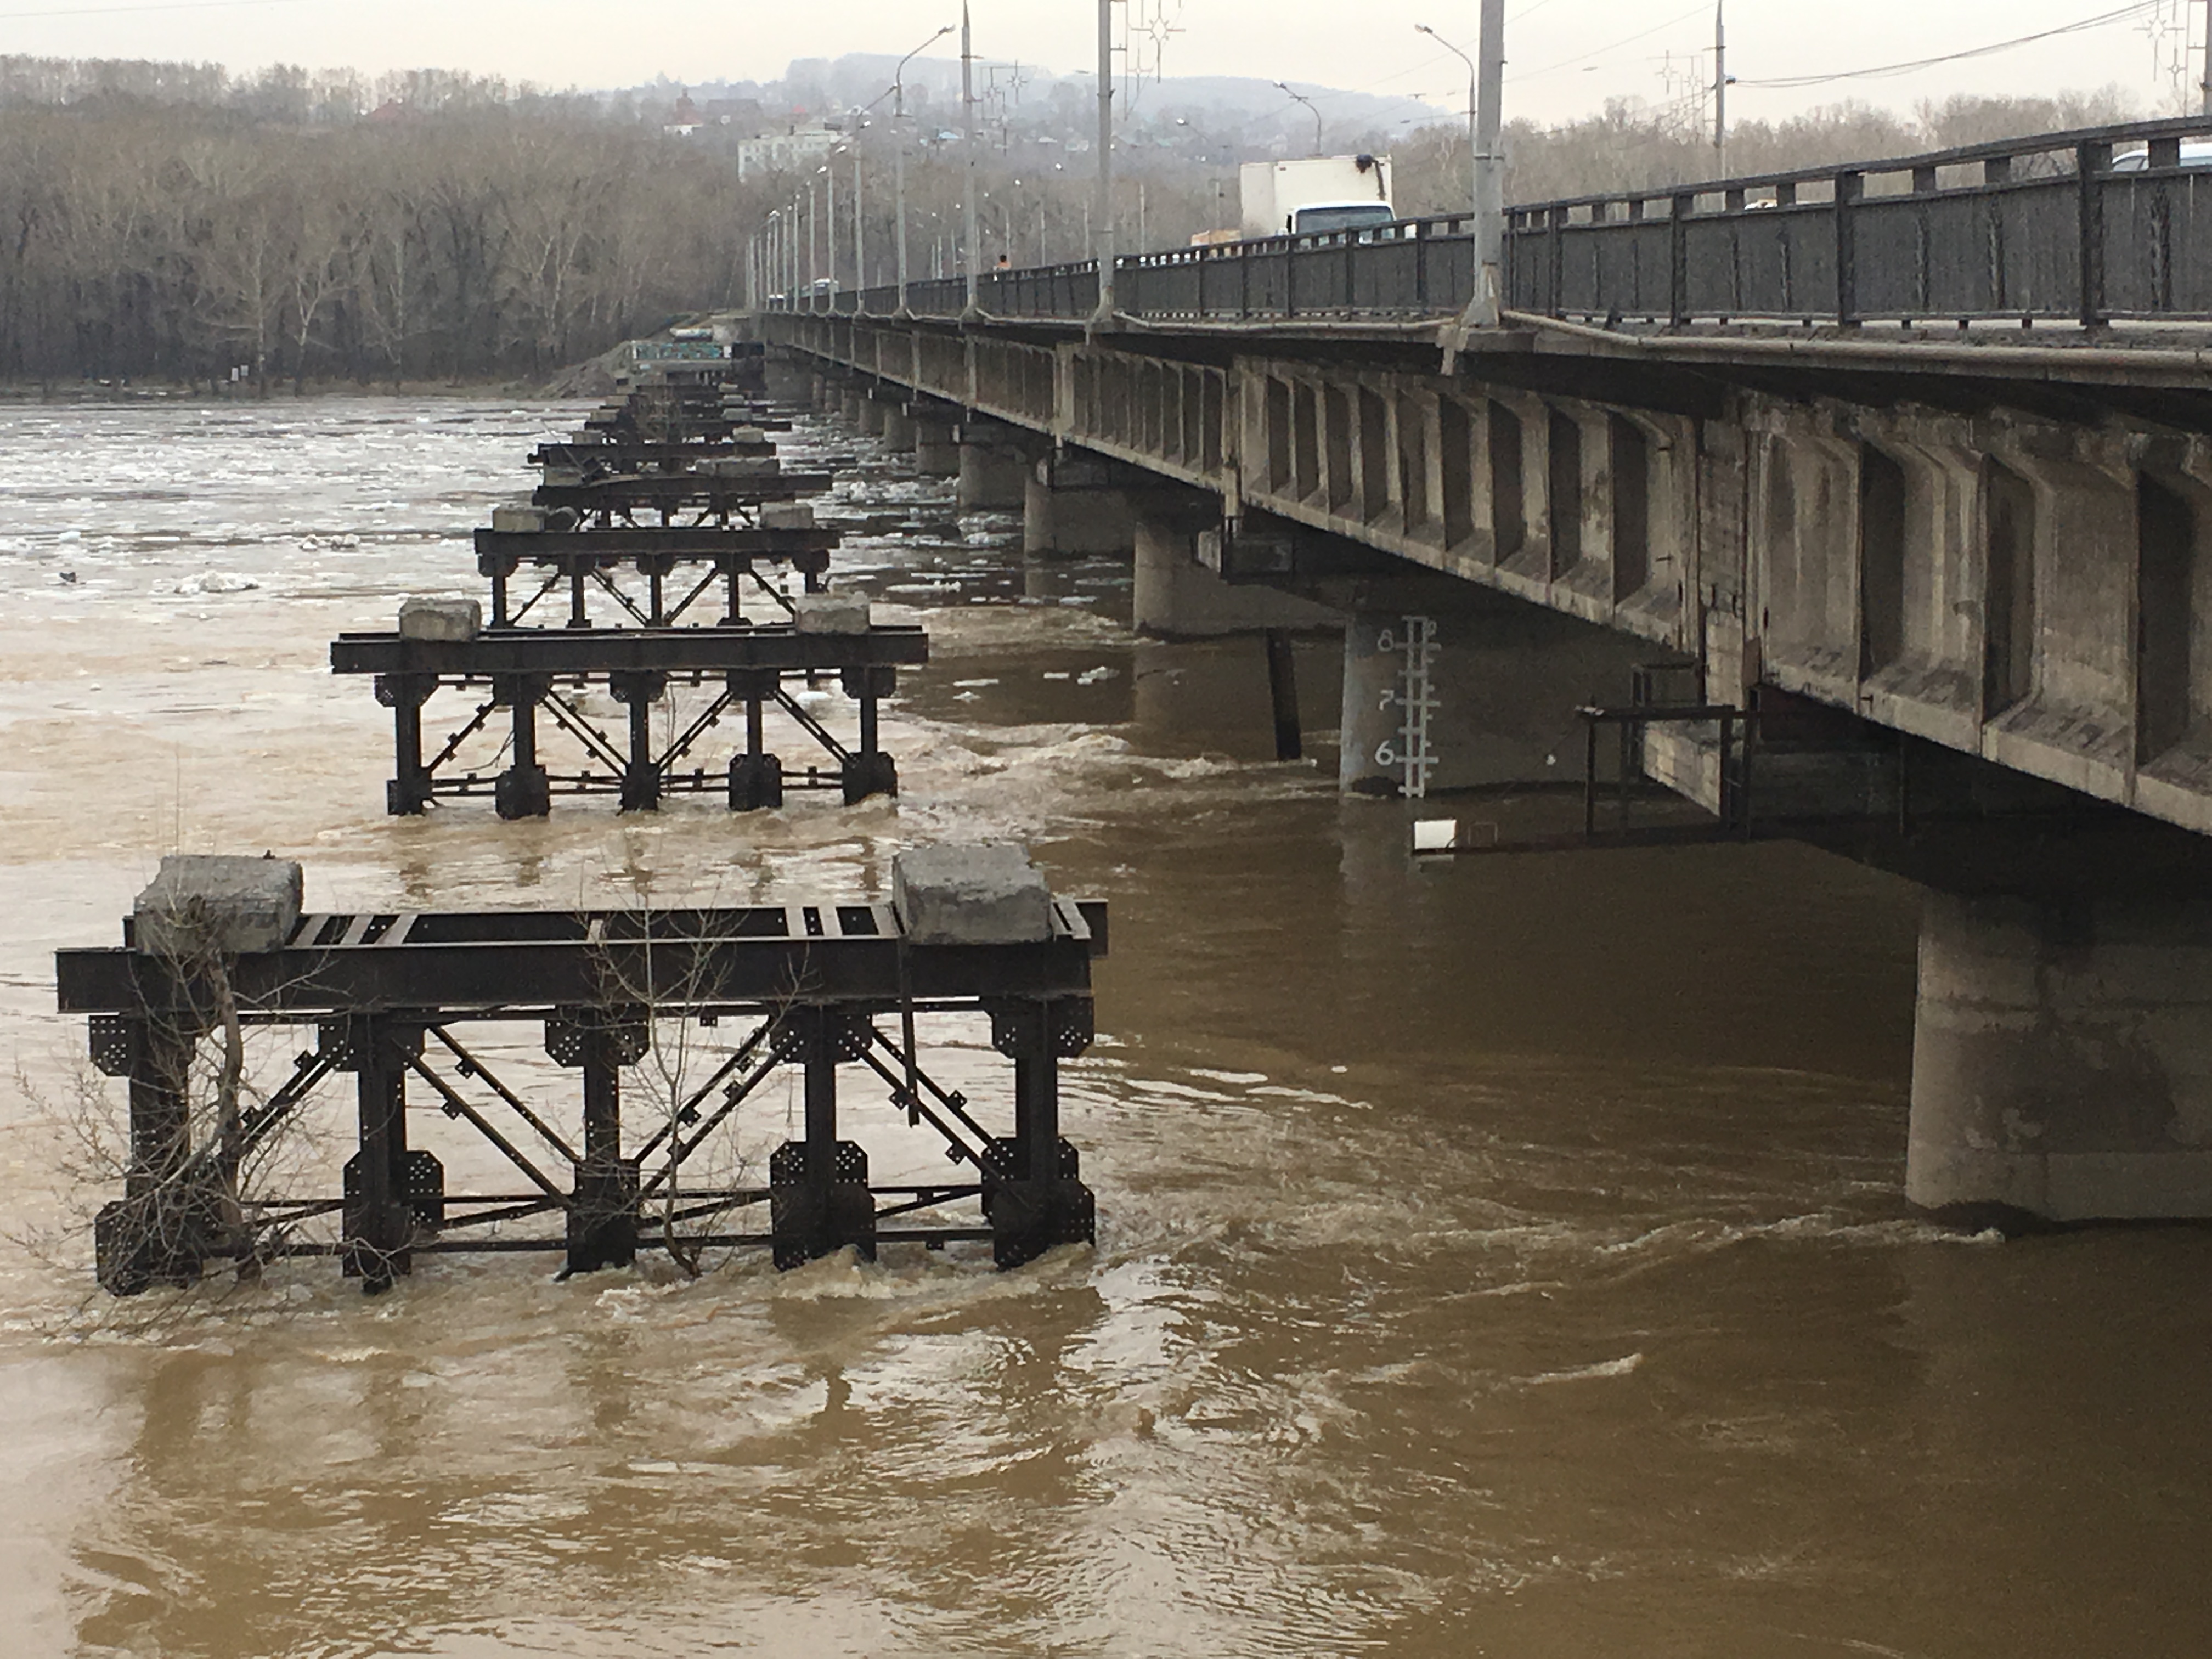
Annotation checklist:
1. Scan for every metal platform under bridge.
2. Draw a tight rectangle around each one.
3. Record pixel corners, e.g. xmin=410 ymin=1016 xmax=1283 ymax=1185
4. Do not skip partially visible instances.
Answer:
xmin=59 ymin=855 xmax=1105 ymax=1296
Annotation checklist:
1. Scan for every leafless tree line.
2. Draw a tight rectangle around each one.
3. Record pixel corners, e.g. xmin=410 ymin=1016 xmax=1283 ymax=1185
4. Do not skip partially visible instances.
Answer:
xmin=1391 ymin=89 xmax=2146 ymax=215
xmin=0 ymin=86 xmax=778 ymax=389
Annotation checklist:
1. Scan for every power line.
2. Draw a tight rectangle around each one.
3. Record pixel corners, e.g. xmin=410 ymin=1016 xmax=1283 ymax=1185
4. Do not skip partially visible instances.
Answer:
xmin=1507 ymin=1 xmax=1715 ymax=83
xmin=1737 ymin=0 xmax=2169 ymax=89
xmin=0 ymin=0 xmax=312 ymax=20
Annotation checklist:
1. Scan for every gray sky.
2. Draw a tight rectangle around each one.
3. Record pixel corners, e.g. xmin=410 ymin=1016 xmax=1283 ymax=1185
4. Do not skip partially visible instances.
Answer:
xmin=0 ymin=0 xmax=2200 ymax=128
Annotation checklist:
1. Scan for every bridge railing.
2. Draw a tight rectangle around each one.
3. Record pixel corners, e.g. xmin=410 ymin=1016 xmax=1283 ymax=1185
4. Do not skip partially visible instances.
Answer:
xmin=1510 ymin=115 xmax=2212 ymax=328
xmin=764 ymin=117 xmax=2212 ymax=331
xmin=775 ymin=217 xmax=1486 ymax=325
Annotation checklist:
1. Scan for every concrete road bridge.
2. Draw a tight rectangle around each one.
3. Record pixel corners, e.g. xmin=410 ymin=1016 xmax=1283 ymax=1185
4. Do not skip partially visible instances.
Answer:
xmin=762 ymin=116 xmax=2212 ymax=1231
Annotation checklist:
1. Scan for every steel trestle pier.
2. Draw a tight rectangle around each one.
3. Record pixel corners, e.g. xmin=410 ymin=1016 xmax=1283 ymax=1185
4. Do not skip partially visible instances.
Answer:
xmin=61 ymin=886 xmax=1106 ymax=1295
xmin=334 ymin=353 xmax=922 ymax=817
xmin=334 ymin=625 xmax=923 ymax=817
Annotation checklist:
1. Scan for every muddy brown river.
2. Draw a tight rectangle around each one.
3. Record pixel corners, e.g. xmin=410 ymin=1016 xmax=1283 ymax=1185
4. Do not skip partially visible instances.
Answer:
xmin=1 ymin=397 xmax=2208 ymax=1658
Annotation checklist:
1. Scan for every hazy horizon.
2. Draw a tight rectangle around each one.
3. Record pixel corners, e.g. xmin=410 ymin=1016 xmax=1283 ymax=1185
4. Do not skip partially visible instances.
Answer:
xmin=0 ymin=1 xmax=2199 ymax=132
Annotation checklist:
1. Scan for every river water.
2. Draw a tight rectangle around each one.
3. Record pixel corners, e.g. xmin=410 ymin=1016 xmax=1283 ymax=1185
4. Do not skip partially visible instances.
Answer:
xmin=1 ymin=396 xmax=2208 ymax=1658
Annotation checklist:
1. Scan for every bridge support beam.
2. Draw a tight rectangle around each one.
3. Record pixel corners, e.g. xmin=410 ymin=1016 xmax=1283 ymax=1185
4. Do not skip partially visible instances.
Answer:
xmin=1133 ymin=504 xmax=1341 ymax=639
xmin=1025 ymin=453 xmax=1136 ymax=556
xmin=957 ymin=421 xmax=1036 ymax=512
xmin=912 ymin=411 xmax=959 ymax=477
xmin=1909 ymin=891 xmax=2212 ymax=1226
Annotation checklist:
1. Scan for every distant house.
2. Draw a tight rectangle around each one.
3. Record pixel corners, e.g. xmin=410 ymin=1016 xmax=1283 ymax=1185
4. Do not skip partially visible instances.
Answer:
xmin=735 ymin=123 xmax=842 ymax=179
xmin=663 ymin=89 xmax=702 ymax=137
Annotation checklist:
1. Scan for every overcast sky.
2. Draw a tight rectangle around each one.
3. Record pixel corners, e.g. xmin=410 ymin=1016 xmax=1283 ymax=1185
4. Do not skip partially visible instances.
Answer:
xmin=0 ymin=0 xmax=2201 ymax=127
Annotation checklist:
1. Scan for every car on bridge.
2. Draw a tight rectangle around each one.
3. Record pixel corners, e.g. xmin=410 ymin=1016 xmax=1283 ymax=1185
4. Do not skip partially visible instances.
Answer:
xmin=2113 ymin=140 xmax=2212 ymax=171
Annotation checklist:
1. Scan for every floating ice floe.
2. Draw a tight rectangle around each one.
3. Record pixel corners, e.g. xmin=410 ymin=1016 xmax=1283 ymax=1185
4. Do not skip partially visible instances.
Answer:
xmin=1076 ymin=667 xmax=1118 ymax=685
xmin=176 ymin=571 xmax=262 ymax=596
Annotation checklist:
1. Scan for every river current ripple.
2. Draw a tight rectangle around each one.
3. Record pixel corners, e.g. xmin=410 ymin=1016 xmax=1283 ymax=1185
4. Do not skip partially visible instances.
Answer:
xmin=1 ymin=397 xmax=2208 ymax=1658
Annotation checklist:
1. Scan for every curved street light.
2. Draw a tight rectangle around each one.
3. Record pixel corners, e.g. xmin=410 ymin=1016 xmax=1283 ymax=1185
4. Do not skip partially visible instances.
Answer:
xmin=1415 ymin=24 xmax=1480 ymax=216
xmin=1274 ymin=81 xmax=1324 ymax=157
xmin=891 ymin=24 xmax=956 ymax=312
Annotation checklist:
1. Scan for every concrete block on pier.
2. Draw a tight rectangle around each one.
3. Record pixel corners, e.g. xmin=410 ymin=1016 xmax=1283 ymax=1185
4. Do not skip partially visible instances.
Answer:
xmin=894 ymin=844 xmax=1053 ymax=946
xmin=134 ymin=855 xmax=303 ymax=958
xmin=731 ymin=426 xmax=769 ymax=444
xmin=704 ymin=457 xmax=781 ymax=479
xmin=492 ymin=506 xmax=549 ymax=533
xmin=399 ymin=597 xmax=482 ymax=642
xmin=793 ymin=592 xmax=871 ymax=635
xmin=761 ymin=503 xmax=816 ymax=531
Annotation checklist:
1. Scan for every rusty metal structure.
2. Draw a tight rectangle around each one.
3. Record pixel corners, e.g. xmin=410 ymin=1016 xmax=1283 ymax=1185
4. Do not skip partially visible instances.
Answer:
xmin=61 ymin=882 xmax=1105 ymax=1295
xmin=333 ymin=359 xmax=921 ymax=817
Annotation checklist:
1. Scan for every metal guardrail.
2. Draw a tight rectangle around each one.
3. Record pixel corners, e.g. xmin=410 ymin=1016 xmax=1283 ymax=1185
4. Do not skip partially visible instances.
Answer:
xmin=764 ymin=117 xmax=2212 ymax=331
xmin=630 ymin=340 xmax=731 ymax=360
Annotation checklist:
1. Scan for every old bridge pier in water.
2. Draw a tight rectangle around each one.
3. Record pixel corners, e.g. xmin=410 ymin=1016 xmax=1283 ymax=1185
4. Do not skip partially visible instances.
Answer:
xmin=64 ymin=358 xmax=1104 ymax=1294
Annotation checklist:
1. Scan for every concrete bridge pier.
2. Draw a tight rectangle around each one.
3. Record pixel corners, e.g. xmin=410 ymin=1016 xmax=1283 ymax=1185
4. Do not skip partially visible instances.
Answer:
xmin=881 ymin=401 xmax=917 ymax=452
xmin=1133 ymin=499 xmax=1341 ymax=640
xmin=912 ymin=408 xmax=959 ymax=477
xmin=856 ymin=390 xmax=888 ymax=437
xmin=1025 ymin=452 xmax=1137 ymax=557
xmin=957 ymin=420 xmax=1036 ymax=512
xmin=1337 ymin=594 xmax=1648 ymax=798
xmin=1909 ymin=891 xmax=2212 ymax=1226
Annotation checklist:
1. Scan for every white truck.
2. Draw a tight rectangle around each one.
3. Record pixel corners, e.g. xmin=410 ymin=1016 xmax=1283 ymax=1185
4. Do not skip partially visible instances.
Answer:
xmin=1239 ymin=155 xmax=1396 ymax=239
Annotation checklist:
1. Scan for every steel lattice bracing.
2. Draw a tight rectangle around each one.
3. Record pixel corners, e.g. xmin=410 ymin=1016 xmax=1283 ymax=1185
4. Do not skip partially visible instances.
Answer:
xmin=63 ymin=895 xmax=1106 ymax=1294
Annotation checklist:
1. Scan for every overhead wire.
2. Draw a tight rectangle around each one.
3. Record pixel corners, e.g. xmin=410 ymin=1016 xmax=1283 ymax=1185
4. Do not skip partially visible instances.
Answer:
xmin=1506 ymin=1 xmax=1715 ymax=83
xmin=1737 ymin=0 xmax=2170 ymax=89
xmin=0 ymin=0 xmax=313 ymax=18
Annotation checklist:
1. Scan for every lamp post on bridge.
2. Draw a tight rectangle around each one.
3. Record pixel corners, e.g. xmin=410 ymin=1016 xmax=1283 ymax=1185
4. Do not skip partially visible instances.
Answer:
xmin=890 ymin=24 xmax=953 ymax=316
xmin=850 ymin=134 xmax=865 ymax=304
xmin=960 ymin=0 xmax=982 ymax=317
xmin=820 ymin=161 xmax=837 ymax=312
xmin=773 ymin=200 xmax=784 ymax=311
xmin=1469 ymin=0 xmax=1506 ymax=327
xmin=1414 ymin=23 xmax=1479 ymax=217
xmin=1093 ymin=0 xmax=1116 ymax=322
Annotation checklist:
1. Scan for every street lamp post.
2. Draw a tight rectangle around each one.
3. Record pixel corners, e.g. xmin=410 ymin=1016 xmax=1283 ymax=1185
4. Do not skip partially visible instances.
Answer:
xmin=1415 ymin=24 xmax=1479 ymax=217
xmin=822 ymin=161 xmax=837 ymax=311
xmin=1471 ymin=0 xmax=1506 ymax=326
xmin=891 ymin=24 xmax=954 ymax=315
xmin=853 ymin=137 xmax=866 ymax=302
xmin=960 ymin=1 xmax=981 ymax=315
xmin=1093 ymin=0 xmax=1115 ymax=321
xmin=1274 ymin=82 xmax=1324 ymax=157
